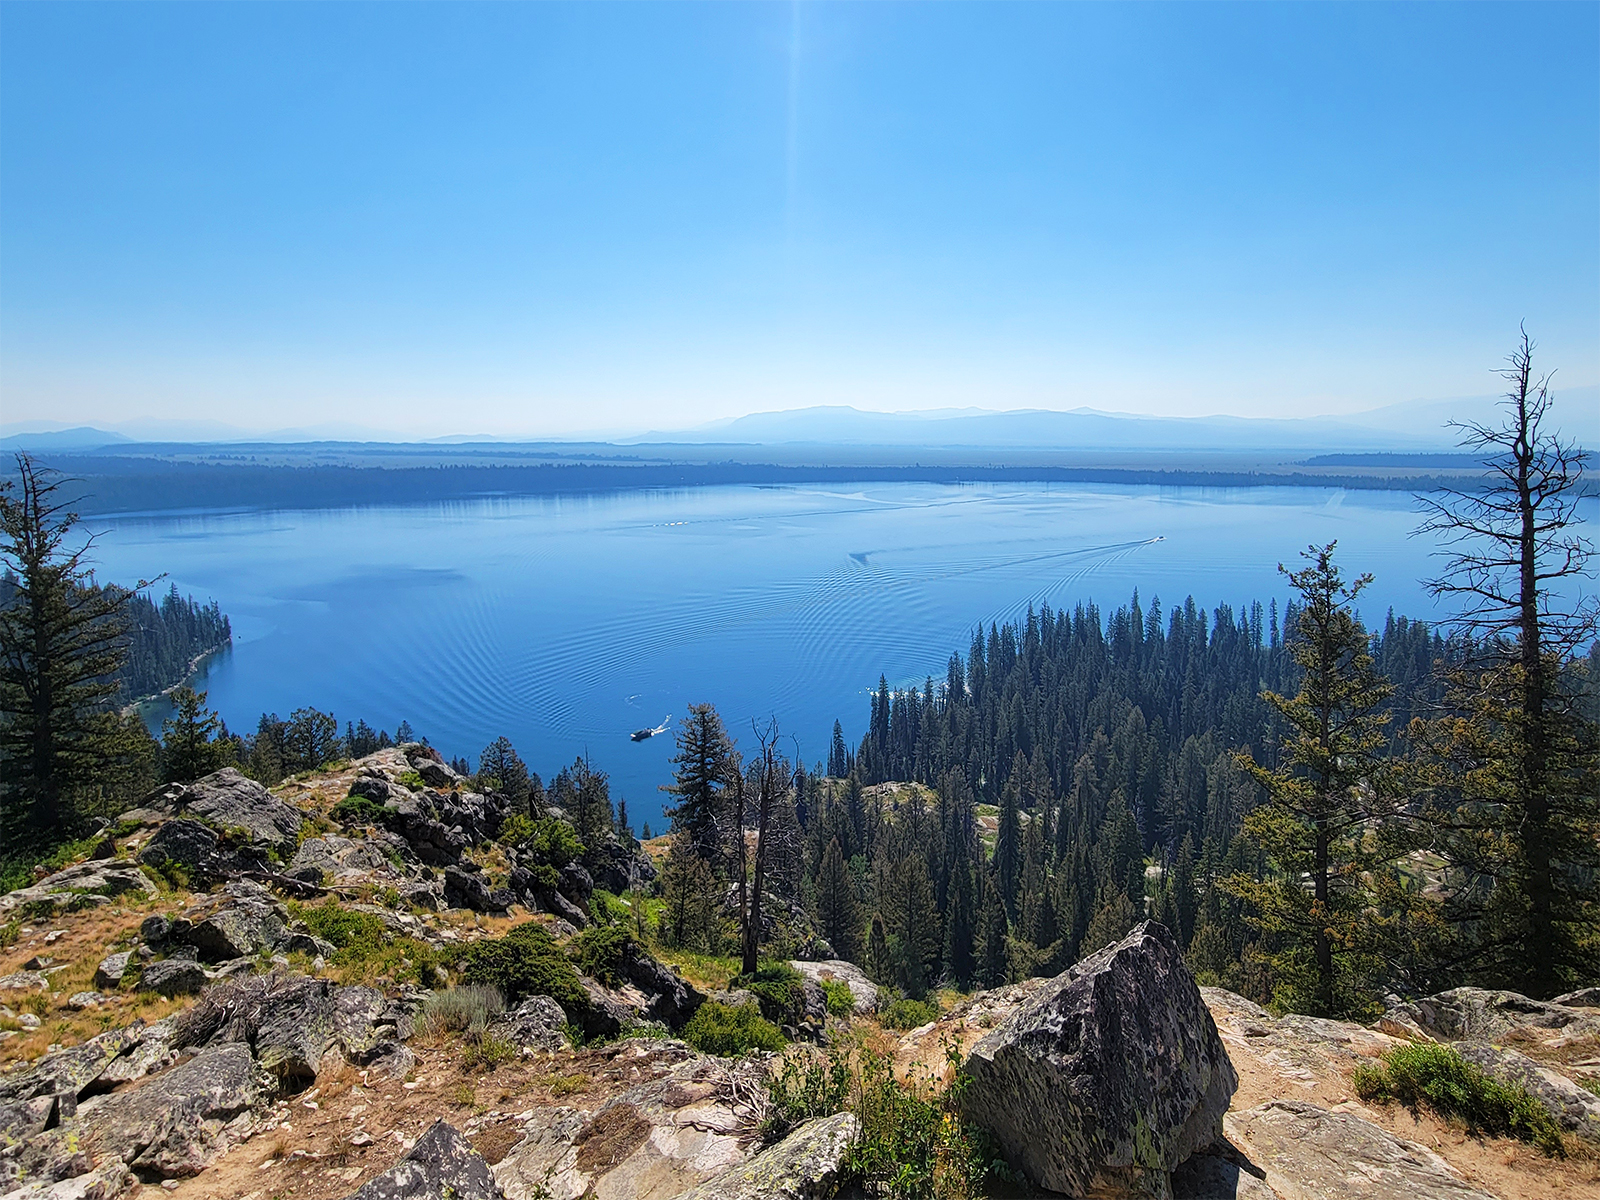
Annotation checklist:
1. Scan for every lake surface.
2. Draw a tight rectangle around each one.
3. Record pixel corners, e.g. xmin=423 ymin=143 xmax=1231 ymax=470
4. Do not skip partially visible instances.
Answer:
xmin=85 ymin=482 xmax=1487 ymax=826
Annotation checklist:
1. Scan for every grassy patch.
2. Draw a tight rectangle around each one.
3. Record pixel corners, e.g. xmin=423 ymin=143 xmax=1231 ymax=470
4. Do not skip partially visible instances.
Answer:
xmin=460 ymin=1031 xmax=516 ymax=1072
xmin=681 ymin=1001 xmax=786 ymax=1056
xmin=287 ymin=897 xmax=439 ymax=985
xmin=420 ymin=984 xmax=505 ymax=1036
xmin=1353 ymin=1043 xmax=1566 ymax=1157
xmin=879 ymin=997 xmax=940 ymax=1030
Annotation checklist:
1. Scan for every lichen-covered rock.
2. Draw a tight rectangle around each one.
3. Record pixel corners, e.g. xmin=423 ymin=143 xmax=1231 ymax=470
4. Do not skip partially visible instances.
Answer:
xmin=188 ymin=899 xmax=286 ymax=962
xmin=1223 ymin=1100 xmax=1497 ymax=1200
xmin=342 ymin=1119 xmax=502 ymax=1200
xmin=0 ymin=1154 xmax=133 ymax=1199
xmin=1454 ymin=1043 xmax=1600 ymax=1143
xmin=493 ymin=1045 xmax=750 ymax=1200
xmin=85 ymin=1042 xmax=265 ymax=1180
xmin=1552 ymin=986 xmax=1600 ymax=1010
xmin=287 ymin=836 xmax=397 ymax=886
xmin=1377 ymin=987 xmax=1600 ymax=1046
xmin=672 ymin=1111 xmax=859 ymax=1200
xmin=495 ymin=996 xmax=569 ymax=1053
xmin=960 ymin=920 xmax=1236 ymax=1199
xmin=172 ymin=767 xmax=304 ymax=853
xmin=0 ymin=1024 xmax=147 ymax=1142
xmin=140 ymin=958 xmax=206 ymax=997
xmin=0 ymin=972 xmax=48 ymax=993
xmin=137 ymin=819 xmax=225 ymax=881
xmin=788 ymin=960 xmax=875 ymax=1016
xmin=0 ymin=861 xmax=155 ymax=916
xmin=92 ymin=953 xmax=134 ymax=991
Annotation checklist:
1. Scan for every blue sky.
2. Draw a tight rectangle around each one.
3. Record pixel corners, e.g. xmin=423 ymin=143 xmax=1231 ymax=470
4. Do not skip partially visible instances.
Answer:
xmin=2 ymin=2 xmax=1596 ymax=437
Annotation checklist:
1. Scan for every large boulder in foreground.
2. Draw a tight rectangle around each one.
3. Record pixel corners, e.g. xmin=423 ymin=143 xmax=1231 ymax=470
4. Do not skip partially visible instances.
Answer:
xmin=343 ymin=1119 xmax=503 ymax=1200
xmin=960 ymin=921 xmax=1236 ymax=1199
xmin=175 ymin=767 xmax=305 ymax=853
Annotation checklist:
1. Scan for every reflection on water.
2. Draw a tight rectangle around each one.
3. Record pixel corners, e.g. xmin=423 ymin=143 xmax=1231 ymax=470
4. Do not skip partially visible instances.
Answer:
xmin=87 ymin=482 xmax=1460 ymax=824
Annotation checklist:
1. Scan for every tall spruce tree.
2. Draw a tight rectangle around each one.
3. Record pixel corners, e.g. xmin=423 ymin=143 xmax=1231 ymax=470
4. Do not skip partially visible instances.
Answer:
xmin=663 ymin=703 xmax=735 ymax=868
xmin=1225 ymin=543 xmax=1398 ymax=1018
xmin=814 ymin=836 xmax=862 ymax=961
xmin=0 ymin=455 xmax=142 ymax=845
xmin=161 ymin=686 xmax=230 ymax=782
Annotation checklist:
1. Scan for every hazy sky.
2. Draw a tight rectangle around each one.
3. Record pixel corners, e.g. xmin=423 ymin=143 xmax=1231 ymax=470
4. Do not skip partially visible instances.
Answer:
xmin=2 ymin=2 xmax=1596 ymax=438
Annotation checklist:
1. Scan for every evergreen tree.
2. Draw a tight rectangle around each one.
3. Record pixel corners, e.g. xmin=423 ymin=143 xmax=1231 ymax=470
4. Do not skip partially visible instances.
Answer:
xmin=659 ymin=831 xmax=722 ymax=951
xmin=944 ymin=852 xmax=977 ymax=987
xmin=662 ymin=703 xmax=735 ymax=868
xmin=976 ymin=872 xmax=1010 ymax=987
xmin=0 ymin=455 xmax=139 ymax=844
xmin=875 ymin=849 xmax=940 ymax=997
xmin=161 ymin=686 xmax=230 ymax=782
xmin=814 ymin=836 xmax=862 ymax=961
xmin=866 ymin=912 xmax=893 ymax=986
xmin=993 ymin=776 xmax=1022 ymax=919
xmin=828 ymin=720 xmax=849 ymax=777
xmin=478 ymin=736 xmax=532 ymax=811
xmin=1225 ymin=543 xmax=1398 ymax=1018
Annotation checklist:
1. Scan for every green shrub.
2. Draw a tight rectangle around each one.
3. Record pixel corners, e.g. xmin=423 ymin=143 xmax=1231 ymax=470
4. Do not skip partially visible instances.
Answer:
xmin=845 ymin=1041 xmax=1002 ymax=1198
xmin=570 ymin=924 xmax=634 ymax=986
xmin=879 ymin=997 xmax=940 ymax=1031
xmin=455 ymin=922 xmax=589 ymax=1022
xmin=397 ymin=770 xmax=426 ymax=791
xmin=497 ymin=817 xmax=583 ymax=888
xmin=821 ymin=979 xmax=857 ymax=1018
xmin=1353 ymin=1043 xmax=1566 ymax=1157
xmin=736 ymin=960 xmax=804 ymax=1024
xmin=681 ymin=1001 xmax=786 ymax=1056
xmin=765 ymin=1045 xmax=853 ymax=1139
xmin=287 ymin=898 xmax=439 ymax=985
xmin=331 ymin=795 xmax=393 ymax=828
xmin=421 ymin=984 xmax=505 ymax=1036
xmin=461 ymin=1031 xmax=516 ymax=1072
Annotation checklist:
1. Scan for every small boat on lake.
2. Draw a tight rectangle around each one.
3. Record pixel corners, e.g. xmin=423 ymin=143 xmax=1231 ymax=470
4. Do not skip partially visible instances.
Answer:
xmin=631 ymin=715 xmax=671 ymax=742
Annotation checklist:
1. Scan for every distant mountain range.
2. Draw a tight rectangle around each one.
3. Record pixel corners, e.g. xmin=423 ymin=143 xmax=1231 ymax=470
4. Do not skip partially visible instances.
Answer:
xmin=4 ymin=386 xmax=1594 ymax=451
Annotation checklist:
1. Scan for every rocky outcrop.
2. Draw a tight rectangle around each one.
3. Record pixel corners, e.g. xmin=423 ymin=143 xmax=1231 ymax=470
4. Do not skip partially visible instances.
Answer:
xmin=1377 ymin=987 xmax=1600 ymax=1046
xmin=0 ymin=860 xmax=156 ymax=916
xmin=342 ymin=1119 xmax=503 ymax=1200
xmin=140 ymin=958 xmax=206 ymax=997
xmin=287 ymin=836 xmax=400 ymax=886
xmin=673 ymin=1112 xmax=858 ymax=1200
xmin=493 ymin=1043 xmax=758 ymax=1200
xmin=83 ymin=1043 xmax=266 ymax=1182
xmin=172 ymin=768 xmax=304 ymax=853
xmin=788 ymin=960 xmax=875 ymax=1016
xmin=174 ymin=972 xmax=411 ymax=1085
xmin=1221 ymin=1100 xmax=1498 ymax=1200
xmin=960 ymin=921 xmax=1236 ymax=1199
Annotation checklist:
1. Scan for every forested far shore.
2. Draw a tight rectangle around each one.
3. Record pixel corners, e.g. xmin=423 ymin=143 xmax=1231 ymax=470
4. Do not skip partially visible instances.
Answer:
xmin=3 ymin=454 xmax=1551 ymax=517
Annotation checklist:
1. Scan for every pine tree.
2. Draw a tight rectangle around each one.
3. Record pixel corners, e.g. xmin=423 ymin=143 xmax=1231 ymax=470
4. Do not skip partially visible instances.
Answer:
xmin=829 ymin=720 xmax=849 ymax=777
xmin=876 ymin=850 xmax=940 ymax=998
xmin=994 ymin=775 xmax=1022 ymax=919
xmin=866 ymin=913 xmax=892 ymax=986
xmin=814 ymin=836 xmax=862 ymax=961
xmin=0 ymin=454 xmax=139 ymax=845
xmin=161 ymin=686 xmax=230 ymax=782
xmin=944 ymin=852 xmax=977 ymax=987
xmin=659 ymin=831 xmax=722 ymax=951
xmin=976 ymin=872 xmax=1010 ymax=987
xmin=478 ymin=736 xmax=532 ymax=811
xmin=662 ymin=703 xmax=734 ymax=869
xmin=1224 ymin=543 xmax=1397 ymax=1018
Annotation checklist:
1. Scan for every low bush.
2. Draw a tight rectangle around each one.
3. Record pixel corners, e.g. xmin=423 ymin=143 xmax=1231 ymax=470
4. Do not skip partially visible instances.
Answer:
xmin=421 ymin=984 xmax=505 ymax=1036
xmin=460 ymin=1030 xmax=516 ymax=1072
xmin=820 ymin=979 xmax=857 ymax=1018
xmin=397 ymin=770 xmax=426 ymax=791
xmin=570 ymin=924 xmax=634 ymax=985
xmin=878 ymin=997 xmax=940 ymax=1030
xmin=765 ymin=1045 xmax=853 ymax=1138
xmin=1353 ymin=1043 xmax=1565 ymax=1157
xmin=681 ymin=1001 xmax=786 ymax=1056
xmin=330 ymin=795 xmax=393 ymax=828
xmin=454 ymin=921 xmax=589 ymax=1022
xmin=288 ymin=897 xmax=439 ymax=985
xmin=736 ymin=960 xmax=804 ymax=1024
xmin=497 ymin=816 xmax=583 ymax=888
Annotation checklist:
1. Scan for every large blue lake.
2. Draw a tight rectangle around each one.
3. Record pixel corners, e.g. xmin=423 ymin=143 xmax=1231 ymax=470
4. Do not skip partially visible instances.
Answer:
xmin=86 ymin=483 xmax=1471 ymax=826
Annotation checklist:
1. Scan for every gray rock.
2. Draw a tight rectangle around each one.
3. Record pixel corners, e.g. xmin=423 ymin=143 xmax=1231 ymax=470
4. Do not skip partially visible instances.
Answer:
xmin=0 ymin=971 xmax=48 ymax=992
xmin=0 ymin=1155 xmax=133 ymax=1199
xmin=1377 ymin=987 xmax=1600 ymax=1045
xmin=288 ymin=836 xmax=397 ymax=885
xmin=173 ymin=767 xmax=304 ymax=853
xmin=93 ymin=952 xmax=134 ymax=990
xmin=0 ymin=860 xmax=155 ymax=916
xmin=1455 ymin=1042 xmax=1600 ymax=1142
xmin=187 ymin=900 xmax=285 ymax=962
xmin=960 ymin=920 xmax=1237 ymax=1199
xmin=1552 ymin=986 xmax=1600 ymax=1009
xmin=342 ymin=1118 xmax=501 ymax=1200
xmin=100 ymin=1018 xmax=182 ymax=1085
xmin=788 ymin=960 xmax=875 ymax=1016
xmin=1223 ymin=1100 xmax=1497 ymax=1200
xmin=0 ymin=1025 xmax=147 ymax=1139
xmin=619 ymin=949 xmax=703 ymax=1029
xmin=65 ymin=992 xmax=104 ymax=1011
xmin=137 ymin=819 xmax=223 ymax=881
xmin=495 ymin=995 xmax=569 ymax=1053
xmin=672 ymin=1112 xmax=858 ymax=1200
xmin=86 ymin=1042 xmax=265 ymax=1181
xmin=140 ymin=959 xmax=206 ymax=997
